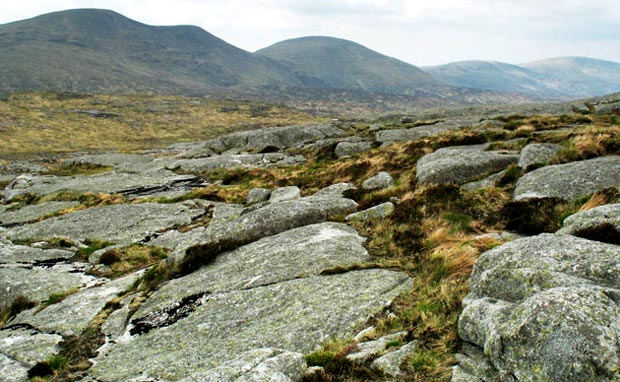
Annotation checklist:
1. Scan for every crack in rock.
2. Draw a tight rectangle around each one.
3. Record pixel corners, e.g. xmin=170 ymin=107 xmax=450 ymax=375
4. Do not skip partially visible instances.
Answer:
xmin=129 ymin=292 xmax=210 ymax=336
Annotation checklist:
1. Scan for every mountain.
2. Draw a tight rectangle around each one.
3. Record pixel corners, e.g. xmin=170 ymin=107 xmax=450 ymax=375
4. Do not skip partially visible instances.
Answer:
xmin=0 ymin=8 xmax=537 ymax=109
xmin=422 ymin=61 xmax=555 ymax=96
xmin=255 ymin=36 xmax=436 ymax=94
xmin=425 ymin=57 xmax=620 ymax=99
xmin=0 ymin=8 xmax=304 ymax=95
xmin=522 ymin=57 xmax=620 ymax=98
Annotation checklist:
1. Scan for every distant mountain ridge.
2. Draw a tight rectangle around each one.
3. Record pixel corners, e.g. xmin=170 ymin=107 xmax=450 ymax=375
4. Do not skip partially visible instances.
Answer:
xmin=0 ymin=8 xmax=615 ymax=107
xmin=425 ymin=57 xmax=620 ymax=99
xmin=256 ymin=36 xmax=436 ymax=94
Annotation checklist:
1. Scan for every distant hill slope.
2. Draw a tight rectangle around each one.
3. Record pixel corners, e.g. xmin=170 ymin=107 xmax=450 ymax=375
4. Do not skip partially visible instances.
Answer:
xmin=422 ymin=61 xmax=556 ymax=96
xmin=425 ymin=57 xmax=620 ymax=99
xmin=0 ymin=8 xmax=538 ymax=109
xmin=522 ymin=57 xmax=620 ymax=98
xmin=0 ymin=8 xmax=303 ymax=95
xmin=255 ymin=36 xmax=437 ymax=94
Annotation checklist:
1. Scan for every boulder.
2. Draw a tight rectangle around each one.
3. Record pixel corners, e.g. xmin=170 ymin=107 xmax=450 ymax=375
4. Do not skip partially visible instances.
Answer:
xmin=171 ymin=194 xmax=357 ymax=272
xmin=138 ymin=222 xmax=370 ymax=317
xmin=416 ymin=146 xmax=518 ymax=185
xmin=557 ymin=204 xmax=620 ymax=244
xmin=60 ymin=153 xmax=164 ymax=173
xmin=269 ymin=186 xmax=301 ymax=203
xmin=5 ymin=202 xmax=206 ymax=246
xmin=247 ymin=188 xmax=271 ymax=204
xmin=180 ymin=124 xmax=347 ymax=158
xmin=514 ymin=156 xmax=620 ymax=201
xmin=461 ymin=170 xmax=505 ymax=191
xmin=594 ymin=100 xmax=620 ymax=115
xmin=0 ymin=265 xmax=97 ymax=311
xmin=370 ymin=341 xmax=418 ymax=377
xmin=346 ymin=332 xmax=407 ymax=364
xmin=334 ymin=142 xmax=372 ymax=158
xmin=0 ymin=327 xmax=63 ymax=367
xmin=2 ymin=170 xmax=204 ymax=202
xmin=345 ymin=202 xmax=395 ymax=221
xmin=518 ymin=143 xmax=561 ymax=170
xmin=13 ymin=274 xmax=137 ymax=337
xmin=375 ymin=119 xmax=475 ymax=146
xmin=455 ymin=233 xmax=620 ymax=382
xmin=168 ymin=153 xmax=305 ymax=172
xmin=362 ymin=172 xmax=394 ymax=190
xmin=0 ymin=201 xmax=80 ymax=226
xmin=89 ymin=269 xmax=412 ymax=381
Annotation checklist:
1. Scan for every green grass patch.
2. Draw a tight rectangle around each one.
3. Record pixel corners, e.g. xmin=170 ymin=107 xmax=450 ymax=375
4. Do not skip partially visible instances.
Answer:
xmin=92 ymin=244 xmax=169 ymax=278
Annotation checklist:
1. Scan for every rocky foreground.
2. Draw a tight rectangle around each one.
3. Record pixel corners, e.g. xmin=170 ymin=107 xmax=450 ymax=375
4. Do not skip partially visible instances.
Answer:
xmin=0 ymin=99 xmax=619 ymax=382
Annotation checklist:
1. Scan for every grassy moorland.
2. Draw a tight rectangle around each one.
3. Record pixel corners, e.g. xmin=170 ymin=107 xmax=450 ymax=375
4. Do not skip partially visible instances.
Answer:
xmin=0 ymin=92 xmax=321 ymax=159
xmin=1 ymin=90 xmax=619 ymax=381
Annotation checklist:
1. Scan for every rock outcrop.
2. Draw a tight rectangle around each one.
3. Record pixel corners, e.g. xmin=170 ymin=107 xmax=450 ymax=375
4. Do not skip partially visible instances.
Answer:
xmin=180 ymin=123 xmax=348 ymax=157
xmin=517 ymin=143 xmax=561 ymax=170
xmin=454 ymin=234 xmax=620 ymax=382
xmin=416 ymin=145 xmax=518 ymax=185
xmin=558 ymin=204 xmax=620 ymax=244
xmin=514 ymin=156 xmax=620 ymax=201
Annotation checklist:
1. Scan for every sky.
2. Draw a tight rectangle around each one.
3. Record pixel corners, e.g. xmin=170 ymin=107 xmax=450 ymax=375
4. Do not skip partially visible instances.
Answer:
xmin=0 ymin=0 xmax=618 ymax=66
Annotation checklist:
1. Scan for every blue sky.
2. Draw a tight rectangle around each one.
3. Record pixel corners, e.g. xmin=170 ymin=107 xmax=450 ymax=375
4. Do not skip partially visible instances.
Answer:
xmin=0 ymin=0 xmax=618 ymax=66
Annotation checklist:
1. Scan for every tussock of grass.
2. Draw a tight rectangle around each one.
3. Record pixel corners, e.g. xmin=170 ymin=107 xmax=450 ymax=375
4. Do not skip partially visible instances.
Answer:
xmin=92 ymin=244 xmax=169 ymax=278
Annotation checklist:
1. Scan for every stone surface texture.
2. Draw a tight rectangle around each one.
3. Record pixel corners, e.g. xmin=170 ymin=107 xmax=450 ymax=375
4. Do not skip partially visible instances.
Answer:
xmin=454 ymin=233 xmax=620 ymax=382
xmin=514 ymin=156 xmax=620 ymax=201
xmin=416 ymin=145 xmax=518 ymax=185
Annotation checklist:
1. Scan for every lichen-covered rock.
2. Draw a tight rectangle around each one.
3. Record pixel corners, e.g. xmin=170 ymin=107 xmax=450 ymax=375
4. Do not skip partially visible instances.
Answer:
xmin=514 ymin=156 xmax=620 ymax=201
xmin=0 ymin=353 xmax=28 ymax=382
xmin=455 ymin=233 xmax=620 ymax=382
xmin=177 ymin=348 xmax=307 ymax=382
xmin=180 ymin=123 xmax=347 ymax=157
xmin=60 ymin=153 xmax=162 ymax=173
xmin=247 ymin=188 xmax=271 ymax=204
xmin=346 ymin=332 xmax=407 ymax=364
xmin=518 ymin=143 xmax=561 ymax=170
xmin=0 ymin=266 xmax=97 ymax=310
xmin=139 ymin=222 xmax=369 ymax=317
xmin=168 ymin=153 xmax=305 ymax=171
xmin=5 ymin=202 xmax=206 ymax=245
xmin=375 ymin=119 xmax=474 ymax=145
xmin=558 ymin=204 xmax=620 ymax=243
xmin=171 ymin=194 xmax=357 ymax=271
xmin=334 ymin=142 xmax=372 ymax=158
xmin=361 ymin=172 xmax=394 ymax=190
xmin=370 ymin=341 xmax=417 ymax=377
xmin=416 ymin=146 xmax=518 ymax=185
xmin=90 ymin=270 xmax=412 ymax=381
xmin=345 ymin=202 xmax=394 ymax=221
xmin=14 ymin=274 xmax=138 ymax=336
xmin=0 ymin=327 xmax=62 ymax=367
xmin=594 ymin=100 xmax=620 ymax=115
xmin=269 ymin=186 xmax=301 ymax=203
xmin=0 ymin=201 xmax=80 ymax=226
xmin=461 ymin=170 xmax=506 ymax=191
xmin=0 ymin=242 xmax=74 ymax=264
xmin=2 ymin=170 xmax=203 ymax=201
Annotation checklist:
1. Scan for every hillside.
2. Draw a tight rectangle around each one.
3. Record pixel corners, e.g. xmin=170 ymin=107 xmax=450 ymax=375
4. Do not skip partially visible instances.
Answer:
xmin=522 ymin=56 xmax=620 ymax=98
xmin=0 ymin=8 xmax=304 ymax=95
xmin=425 ymin=57 xmax=620 ymax=99
xmin=1 ymin=91 xmax=619 ymax=382
xmin=255 ymin=36 xmax=436 ymax=94
xmin=423 ymin=60 xmax=556 ymax=96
